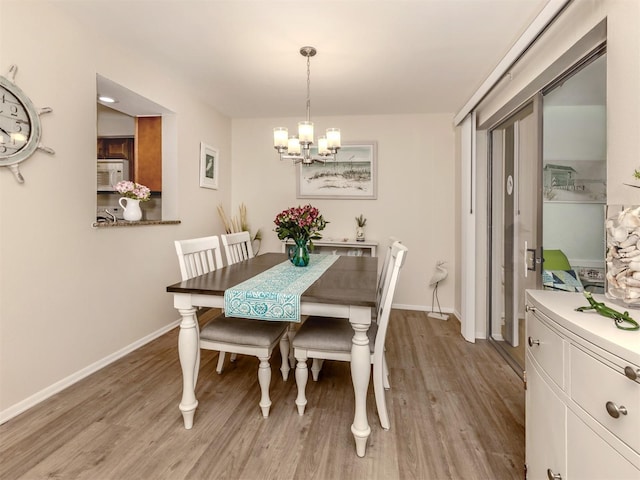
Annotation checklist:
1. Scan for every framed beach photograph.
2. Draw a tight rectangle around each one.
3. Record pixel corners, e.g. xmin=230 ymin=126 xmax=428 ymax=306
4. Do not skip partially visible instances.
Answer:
xmin=199 ymin=142 xmax=219 ymax=189
xmin=542 ymin=159 xmax=606 ymax=203
xmin=296 ymin=141 xmax=377 ymax=199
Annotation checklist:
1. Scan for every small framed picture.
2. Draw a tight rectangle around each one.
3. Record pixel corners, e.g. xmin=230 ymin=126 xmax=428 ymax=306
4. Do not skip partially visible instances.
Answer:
xmin=199 ymin=142 xmax=219 ymax=189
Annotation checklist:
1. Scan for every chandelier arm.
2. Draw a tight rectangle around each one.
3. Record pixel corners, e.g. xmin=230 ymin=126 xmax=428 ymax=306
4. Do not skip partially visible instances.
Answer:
xmin=280 ymin=153 xmax=330 ymax=164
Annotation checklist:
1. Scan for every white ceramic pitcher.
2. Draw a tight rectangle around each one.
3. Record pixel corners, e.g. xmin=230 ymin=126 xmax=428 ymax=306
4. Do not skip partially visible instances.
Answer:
xmin=119 ymin=197 xmax=142 ymax=221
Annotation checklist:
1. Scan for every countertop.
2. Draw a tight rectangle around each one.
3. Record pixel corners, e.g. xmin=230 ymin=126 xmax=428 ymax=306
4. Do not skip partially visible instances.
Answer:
xmin=92 ymin=219 xmax=181 ymax=228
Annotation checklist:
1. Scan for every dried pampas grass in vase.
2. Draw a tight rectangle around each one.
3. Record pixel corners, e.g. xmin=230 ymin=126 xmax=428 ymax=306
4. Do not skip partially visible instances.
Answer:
xmin=217 ymin=203 xmax=262 ymax=254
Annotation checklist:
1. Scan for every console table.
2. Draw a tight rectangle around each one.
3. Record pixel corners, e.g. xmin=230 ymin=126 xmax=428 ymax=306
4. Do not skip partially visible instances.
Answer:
xmin=282 ymin=238 xmax=377 ymax=257
xmin=525 ymin=290 xmax=639 ymax=479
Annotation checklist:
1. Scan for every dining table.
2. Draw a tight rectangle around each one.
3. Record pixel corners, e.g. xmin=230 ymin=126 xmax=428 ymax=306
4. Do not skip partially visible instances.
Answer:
xmin=166 ymin=252 xmax=378 ymax=457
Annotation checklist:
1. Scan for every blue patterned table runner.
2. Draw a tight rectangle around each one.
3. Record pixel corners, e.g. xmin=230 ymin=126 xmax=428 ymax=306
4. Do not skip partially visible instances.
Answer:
xmin=224 ymin=255 xmax=340 ymax=322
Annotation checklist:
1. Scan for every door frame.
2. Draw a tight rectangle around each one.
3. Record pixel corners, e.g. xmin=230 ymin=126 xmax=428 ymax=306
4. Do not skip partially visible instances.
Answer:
xmin=486 ymin=94 xmax=543 ymax=375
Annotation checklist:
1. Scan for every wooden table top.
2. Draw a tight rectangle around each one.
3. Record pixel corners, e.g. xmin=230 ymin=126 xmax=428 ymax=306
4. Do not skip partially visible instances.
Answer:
xmin=167 ymin=252 xmax=378 ymax=308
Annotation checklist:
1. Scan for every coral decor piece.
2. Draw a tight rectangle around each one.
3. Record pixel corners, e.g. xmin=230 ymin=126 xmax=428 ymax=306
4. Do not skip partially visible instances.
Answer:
xmin=606 ymin=205 xmax=640 ymax=307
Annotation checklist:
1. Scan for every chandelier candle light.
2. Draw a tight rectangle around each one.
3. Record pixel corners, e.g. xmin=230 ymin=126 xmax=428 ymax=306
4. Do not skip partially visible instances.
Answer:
xmin=273 ymin=46 xmax=341 ymax=165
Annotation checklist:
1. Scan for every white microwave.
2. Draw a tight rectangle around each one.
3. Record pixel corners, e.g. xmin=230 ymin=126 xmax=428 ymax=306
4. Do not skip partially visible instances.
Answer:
xmin=97 ymin=159 xmax=130 ymax=192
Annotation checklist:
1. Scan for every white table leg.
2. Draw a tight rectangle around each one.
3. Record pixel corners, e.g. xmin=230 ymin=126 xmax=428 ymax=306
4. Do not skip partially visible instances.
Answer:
xmin=257 ymin=355 xmax=272 ymax=417
xmin=279 ymin=334 xmax=291 ymax=381
xmin=287 ymin=323 xmax=296 ymax=368
xmin=178 ymin=307 xmax=199 ymax=429
xmin=349 ymin=307 xmax=372 ymax=457
xmin=294 ymin=355 xmax=308 ymax=415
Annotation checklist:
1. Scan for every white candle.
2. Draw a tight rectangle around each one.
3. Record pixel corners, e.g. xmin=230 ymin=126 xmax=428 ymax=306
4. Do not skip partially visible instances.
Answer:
xmin=318 ymin=136 xmax=329 ymax=155
xmin=326 ymin=128 xmax=341 ymax=149
xmin=298 ymin=121 xmax=314 ymax=144
xmin=273 ymin=127 xmax=288 ymax=148
xmin=288 ymin=136 xmax=301 ymax=155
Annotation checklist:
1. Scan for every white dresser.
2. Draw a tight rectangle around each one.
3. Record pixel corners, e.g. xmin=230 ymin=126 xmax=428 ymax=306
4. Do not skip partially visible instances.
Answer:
xmin=525 ymin=290 xmax=640 ymax=480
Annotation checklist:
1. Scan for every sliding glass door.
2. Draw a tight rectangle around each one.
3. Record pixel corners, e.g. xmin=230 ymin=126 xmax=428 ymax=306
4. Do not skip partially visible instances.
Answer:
xmin=486 ymin=51 xmax=606 ymax=375
xmin=488 ymin=99 xmax=542 ymax=373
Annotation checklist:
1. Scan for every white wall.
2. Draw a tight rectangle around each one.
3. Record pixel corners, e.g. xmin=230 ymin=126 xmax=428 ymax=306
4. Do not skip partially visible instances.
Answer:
xmin=97 ymin=104 xmax=135 ymax=137
xmin=605 ymin=0 xmax=640 ymax=203
xmin=231 ymin=114 xmax=457 ymax=309
xmin=543 ymin=203 xmax=605 ymax=266
xmin=544 ymin=105 xmax=606 ymax=161
xmin=0 ymin=2 xmax=232 ymax=417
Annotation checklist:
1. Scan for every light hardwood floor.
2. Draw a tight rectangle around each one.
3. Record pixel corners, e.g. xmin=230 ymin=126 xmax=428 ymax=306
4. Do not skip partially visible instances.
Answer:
xmin=0 ymin=310 xmax=525 ymax=480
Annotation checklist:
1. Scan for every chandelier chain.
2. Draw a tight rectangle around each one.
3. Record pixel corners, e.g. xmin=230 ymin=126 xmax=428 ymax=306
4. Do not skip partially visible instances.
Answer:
xmin=306 ymin=54 xmax=311 ymax=122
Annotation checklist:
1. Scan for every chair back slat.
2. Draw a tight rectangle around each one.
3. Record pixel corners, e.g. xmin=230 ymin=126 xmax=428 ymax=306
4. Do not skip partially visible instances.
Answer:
xmin=374 ymin=243 xmax=408 ymax=356
xmin=221 ymin=231 xmax=254 ymax=265
xmin=376 ymin=237 xmax=401 ymax=314
xmin=174 ymin=236 xmax=224 ymax=280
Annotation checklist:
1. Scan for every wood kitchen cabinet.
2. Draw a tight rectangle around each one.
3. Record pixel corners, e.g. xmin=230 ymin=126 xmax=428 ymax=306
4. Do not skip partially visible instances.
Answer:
xmin=96 ymin=117 xmax=162 ymax=192
xmin=135 ymin=116 xmax=162 ymax=192
xmin=97 ymin=137 xmax=134 ymax=160
xmin=525 ymin=290 xmax=639 ymax=479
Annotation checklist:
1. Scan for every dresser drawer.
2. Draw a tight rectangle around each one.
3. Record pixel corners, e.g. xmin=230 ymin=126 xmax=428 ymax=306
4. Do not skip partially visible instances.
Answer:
xmin=567 ymin=410 xmax=639 ymax=479
xmin=571 ymin=345 xmax=640 ymax=454
xmin=527 ymin=311 xmax=565 ymax=388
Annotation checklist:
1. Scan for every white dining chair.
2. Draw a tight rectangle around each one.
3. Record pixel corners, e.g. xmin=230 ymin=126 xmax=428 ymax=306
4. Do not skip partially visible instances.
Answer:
xmin=174 ymin=235 xmax=291 ymax=417
xmin=223 ymin=231 xmax=301 ymax=370
xmin=292 ymin=242 xmax=408 ymax=430
xmin=376 ymin=238 xmax=401 ymax=315
xmin=175 ymin=234 xmax=230 ymax=374
xmin=310 ymin=237 xmax=402 ymax=386
xmin=221 ymin=231 xmax=254 ymax=265
xmin=219 ymin=231 xmax=256 ymax=370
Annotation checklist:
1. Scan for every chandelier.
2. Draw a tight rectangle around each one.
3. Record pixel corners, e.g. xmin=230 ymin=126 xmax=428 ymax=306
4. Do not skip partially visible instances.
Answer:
xmin=273 ymin=46 xmax=341 ymax=165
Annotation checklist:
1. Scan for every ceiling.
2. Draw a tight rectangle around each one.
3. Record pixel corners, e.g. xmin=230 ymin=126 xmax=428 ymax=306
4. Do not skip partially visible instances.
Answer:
xmin=59 ymin=0 xmax=552 ymax=119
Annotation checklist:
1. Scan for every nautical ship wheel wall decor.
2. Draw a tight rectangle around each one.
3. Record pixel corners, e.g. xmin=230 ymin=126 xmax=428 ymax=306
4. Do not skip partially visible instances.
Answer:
xmin=0 ymin=65 xmax=54 ymax=183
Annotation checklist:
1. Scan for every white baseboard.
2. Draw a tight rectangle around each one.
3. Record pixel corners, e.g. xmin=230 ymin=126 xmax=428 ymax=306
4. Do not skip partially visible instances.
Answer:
xmin=392 ymin=303 xmax=453 ymax=313
xmin=0 ymin=319 xmax=181 ymax=425
xmin=427 ymin=312 xmax=450 ymax=321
